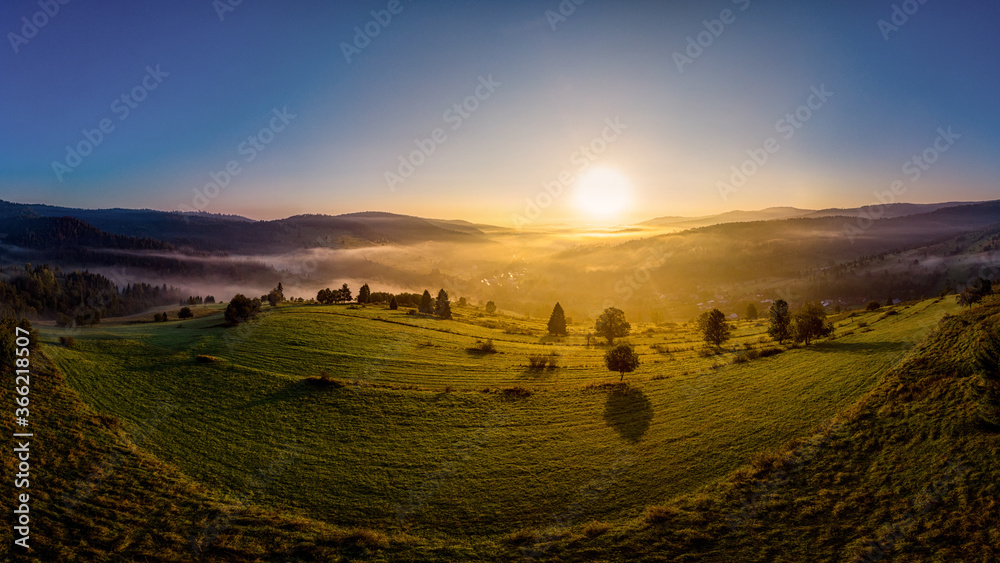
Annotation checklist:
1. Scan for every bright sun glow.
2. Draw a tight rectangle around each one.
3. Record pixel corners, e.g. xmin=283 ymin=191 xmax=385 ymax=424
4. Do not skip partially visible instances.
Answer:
xmin=573 ymin=167 xmax=634 ymax=223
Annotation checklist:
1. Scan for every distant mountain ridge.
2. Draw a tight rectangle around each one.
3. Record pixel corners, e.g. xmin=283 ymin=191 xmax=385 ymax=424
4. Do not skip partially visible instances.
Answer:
xmin=641 ymin=201 xmax=983 ymax=230
xmin=0 ymin=200 xmax=490 ymax=253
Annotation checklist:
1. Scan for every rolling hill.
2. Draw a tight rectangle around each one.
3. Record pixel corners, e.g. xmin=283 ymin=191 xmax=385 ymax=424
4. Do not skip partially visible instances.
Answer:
xmin=9 ymin=292 xmax=988 ymax=560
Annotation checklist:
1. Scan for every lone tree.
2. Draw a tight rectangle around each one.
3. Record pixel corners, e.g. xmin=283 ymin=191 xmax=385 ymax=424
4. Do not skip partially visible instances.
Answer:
xmin=547 ymin=302 xmax=567 ymax=336
xmin=767 ymin=299 xmax=793 ymax=344
xmin=605 ymin=343 xmax=640 ymax=382
xmin=358 ymin=283 xmax=371 ymax=304
xmin=419 ymin=290 xmax=434 ymax=314
xmin=485 ymin=300 xmax=497 ymax=315
xmin=745 ymin=303 xmax=759 ymax=321
xmin=224 ymin=294 xmax=261 ymax=325
xmin=435 ymin=289 xmax=452 ymax=319
xmin=267 ymin=290 xmax=281 ymax=307
xmin=793 ymin=301 xmax=833 ymax=346
xmin=595 ymin=307 xmax=631 ymax=344
xmin=178 ymin=307 xmax=194 ymax=319
xmin=958 ymin=277 xmax=993 ymax=308
xmin=702 ymin=308 xmax=733 ymax=347
xmin=389 ymin=295 xmax=398 ymax=310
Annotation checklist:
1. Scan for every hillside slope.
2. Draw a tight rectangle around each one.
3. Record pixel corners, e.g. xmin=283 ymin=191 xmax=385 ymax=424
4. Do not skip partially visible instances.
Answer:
xmin=5 ymin=296 xmax=997 ymax=561
xmin=543 ymin=296 xmax=1000 ymax=562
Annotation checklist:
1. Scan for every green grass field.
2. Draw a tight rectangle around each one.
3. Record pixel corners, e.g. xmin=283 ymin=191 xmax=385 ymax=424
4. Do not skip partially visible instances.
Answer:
xmin=38 ymin=297 xmax=960 ymax=552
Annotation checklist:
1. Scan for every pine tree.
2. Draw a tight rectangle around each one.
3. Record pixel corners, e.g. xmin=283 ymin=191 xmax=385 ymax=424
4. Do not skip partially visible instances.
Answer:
xmin=419 ymin=290 xmax=434 ymax=314
xmin=702 ymin=309 xmax=732 ymax=346
xmin=435 ymin=289 xmax=452 ymax=319
xmin=547 ymin=302 xmax=567 ymax=336
xmin=767 ymin=299 xmax=792 ymax=344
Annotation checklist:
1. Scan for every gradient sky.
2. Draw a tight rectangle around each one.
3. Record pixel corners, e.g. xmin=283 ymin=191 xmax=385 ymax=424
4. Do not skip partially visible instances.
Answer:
xmin=1 ymin=0 xmax=998 ymax=225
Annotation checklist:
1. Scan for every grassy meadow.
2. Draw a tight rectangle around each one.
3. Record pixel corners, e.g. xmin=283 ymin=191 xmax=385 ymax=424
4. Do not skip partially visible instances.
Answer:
xmin=38 ymin=296 xmax=960 ymax=551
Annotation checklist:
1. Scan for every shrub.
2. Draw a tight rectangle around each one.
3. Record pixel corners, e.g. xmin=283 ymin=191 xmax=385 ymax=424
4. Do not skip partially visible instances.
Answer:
xmin=527 ymin=353 xmax=559 ymax=369
xmin=645 ymin=505 xmax=681 ymax=524
xmin=582 ymin=520 xmax=611 ymax=537
xmin=338 ymin=528 xmax=388 ymax=549
xmin=866 ymin=301 xmax=881 ymax=312
xmin=500 ymin=387 xmax=532 ymax=400
xmin=757 ymin=347 xmax=783 ymax=358
xmin=731 ymin=352 xmax=750 ymax=365
xmin=305 ymin=371 xmax=345 ymax=388
xmin=651 ymin=343 xmax=672 ymax=355
xmin=506 ymin=529 xmax=537 ymax=545
xmin=59 ymin=336 xmax=75 ymax=347
xmin=750 ymin=450 xmax=789 ymax=473
xmin=195 ymin=355 xmax=220 ymax=363
xmin=468 ymin=339 xmax=498 ymax=354
xmin=697 ymin=347 xmax=716 ymax=358
xmin=178 ymin=307 xmax=194 ymax=319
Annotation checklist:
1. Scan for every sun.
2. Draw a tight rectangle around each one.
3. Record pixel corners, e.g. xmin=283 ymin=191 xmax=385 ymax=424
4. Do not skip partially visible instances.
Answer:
xmin=572 ymin=167 xmax=634 ymax=223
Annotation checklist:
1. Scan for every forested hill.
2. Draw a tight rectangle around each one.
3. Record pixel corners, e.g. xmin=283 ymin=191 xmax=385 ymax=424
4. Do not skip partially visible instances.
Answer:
xmin=0 ymin=200 xmax=491 ymax=253
xmin=0 ymin=216 xmax=174 ymax=251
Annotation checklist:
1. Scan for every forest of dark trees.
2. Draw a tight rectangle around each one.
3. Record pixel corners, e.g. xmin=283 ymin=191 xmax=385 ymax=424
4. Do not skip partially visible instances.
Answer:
xmin=0 ymin=263 xmax=184 ymax=324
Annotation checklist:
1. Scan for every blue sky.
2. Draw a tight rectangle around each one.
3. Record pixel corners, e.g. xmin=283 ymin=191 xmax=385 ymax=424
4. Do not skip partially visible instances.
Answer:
xmin=1 ymin=0 xmax=998 ymax=224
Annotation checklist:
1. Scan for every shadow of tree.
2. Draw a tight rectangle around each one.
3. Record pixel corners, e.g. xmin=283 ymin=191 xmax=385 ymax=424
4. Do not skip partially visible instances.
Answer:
xmin=603 ymin=385 xmax=653 ymax=443
xmin=807 ymin=340 xmax=911 ymax=353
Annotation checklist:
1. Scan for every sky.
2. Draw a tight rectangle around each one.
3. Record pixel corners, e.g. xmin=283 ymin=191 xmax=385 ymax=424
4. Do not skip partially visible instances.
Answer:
xmin=1 ymin=0 xmax=998 ymax=226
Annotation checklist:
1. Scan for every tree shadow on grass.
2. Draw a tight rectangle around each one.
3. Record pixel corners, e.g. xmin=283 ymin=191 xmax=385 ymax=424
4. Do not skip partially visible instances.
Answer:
xmin=806 ymin=340 xmax=911 ymax=354
xmin=603 ymin=385 xmax=653 ymax=443
xmin=233 ymin=378 xmax=341 ymax=410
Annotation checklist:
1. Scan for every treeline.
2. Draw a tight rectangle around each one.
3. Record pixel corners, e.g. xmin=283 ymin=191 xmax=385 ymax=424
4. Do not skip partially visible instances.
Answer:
xmin=313 ymin=283 xmax=458 ymax=319
xmin=0 ymin=264 xmax=184 ymax=324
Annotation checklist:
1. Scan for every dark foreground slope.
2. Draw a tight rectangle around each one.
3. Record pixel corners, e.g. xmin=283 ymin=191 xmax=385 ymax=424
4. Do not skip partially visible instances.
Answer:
xmin=543 ymin=297 xmax=1000 ymax=562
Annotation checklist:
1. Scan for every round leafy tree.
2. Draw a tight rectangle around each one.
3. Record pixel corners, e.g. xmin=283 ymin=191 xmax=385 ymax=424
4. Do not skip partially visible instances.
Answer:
xmin=605 ymin=343 xmax=640 ymax=382
xmin=595 ymin=307 xmax=630 ymax=344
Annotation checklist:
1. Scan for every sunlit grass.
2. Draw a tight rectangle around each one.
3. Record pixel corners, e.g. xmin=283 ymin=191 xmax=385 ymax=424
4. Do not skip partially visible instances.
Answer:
xmin=41 ymin=297 xmax=959 ymax=543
